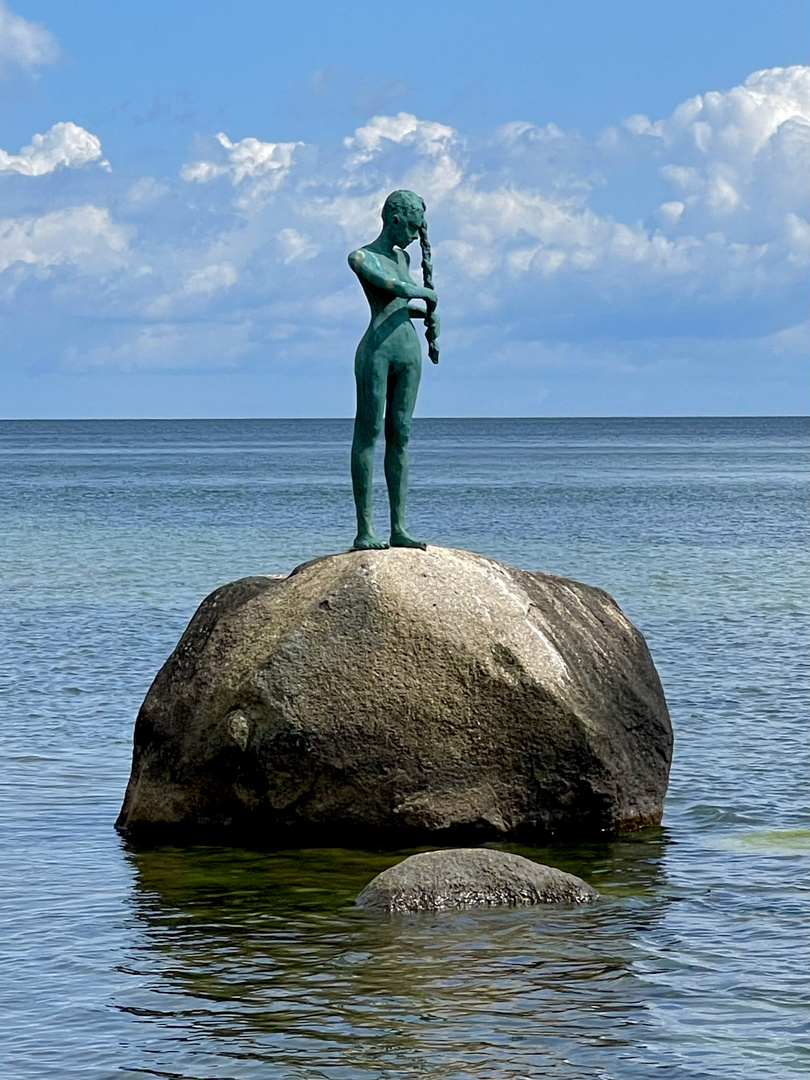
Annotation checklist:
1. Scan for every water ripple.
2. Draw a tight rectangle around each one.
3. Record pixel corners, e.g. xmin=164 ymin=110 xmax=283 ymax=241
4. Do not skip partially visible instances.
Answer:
xmin=1 ymin=418 xmax=807 ymax=1079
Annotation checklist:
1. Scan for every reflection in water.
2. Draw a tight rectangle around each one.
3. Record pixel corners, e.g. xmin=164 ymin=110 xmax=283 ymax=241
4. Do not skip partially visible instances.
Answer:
xmin=119 ymin=835 xmax=674 ymax=1078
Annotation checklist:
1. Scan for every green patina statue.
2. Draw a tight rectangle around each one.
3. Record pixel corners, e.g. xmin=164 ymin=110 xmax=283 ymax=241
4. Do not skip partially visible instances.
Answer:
xmin=348 ymin=190 xmax=439 ymax=551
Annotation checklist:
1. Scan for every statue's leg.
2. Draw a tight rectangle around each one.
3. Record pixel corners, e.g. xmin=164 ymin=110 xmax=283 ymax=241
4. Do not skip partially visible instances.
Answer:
xmin=351 ymin=348 xmax=388 ymax=550
xmin=386 ymin=357 xmax=425 ymax=549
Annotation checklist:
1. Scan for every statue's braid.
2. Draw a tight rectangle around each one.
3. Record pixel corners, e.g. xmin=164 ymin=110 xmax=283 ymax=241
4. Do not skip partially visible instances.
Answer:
xmin=418 ymin=221 xmax=440 ymax=365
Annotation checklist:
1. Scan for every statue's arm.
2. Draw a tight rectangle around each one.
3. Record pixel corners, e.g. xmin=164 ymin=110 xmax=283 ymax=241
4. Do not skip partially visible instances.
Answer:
xmin=348 ymin=249 xmax=436 ymax=304
xmin=409 ymin=307 xmax=440 ymax=338
xmin=404 ymin=250 xmax=439 ymax=325
xmin=402 ymin=251 xmax=431 ymax=320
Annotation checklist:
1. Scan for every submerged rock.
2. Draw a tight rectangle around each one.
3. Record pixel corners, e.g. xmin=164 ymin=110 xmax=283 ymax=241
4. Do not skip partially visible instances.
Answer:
xmin=115 ymin=546 xmax=672 ymax=843
xmin=355 ymin=848 xmax=600 ymax=911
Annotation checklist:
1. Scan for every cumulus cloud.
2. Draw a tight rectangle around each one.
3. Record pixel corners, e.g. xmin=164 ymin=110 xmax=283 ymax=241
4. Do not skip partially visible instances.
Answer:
xmin=622 ymin=65 xmax=810 ymax=240
xmin=625 ymin=66 xmax=808 ymax=155
xmin=1 ymin=67 xmax=807 ymax=391
xmin=0 ymin=205 xmax=129 ymax=274
xmin=0 ymin=122 xmax=108 ymax=175
xmin=246 ymin=70 xmax=803 ymax=343
xmin=145 ymin=261 xmax=238 ymax=316
xmin=181 ymin=132 xmax=299 ymax=186
xmin=168 ymin=70 xmax=807 ymax=281
xmin=344 ymin=112 xmax=455 ymax=164
xmin=0 ymin=0 xmax=58 ymax=75
xmin=340 ymin=112 xmax=463 ymax=207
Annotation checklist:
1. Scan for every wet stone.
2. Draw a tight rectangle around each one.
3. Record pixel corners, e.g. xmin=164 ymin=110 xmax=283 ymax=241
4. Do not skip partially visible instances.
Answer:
xmin=356 ymin=848 xmax=601 ymax=912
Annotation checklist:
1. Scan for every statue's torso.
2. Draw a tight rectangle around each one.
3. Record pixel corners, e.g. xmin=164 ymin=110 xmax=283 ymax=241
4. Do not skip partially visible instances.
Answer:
xmin=352 ymin=246 xmax=421 ymax=367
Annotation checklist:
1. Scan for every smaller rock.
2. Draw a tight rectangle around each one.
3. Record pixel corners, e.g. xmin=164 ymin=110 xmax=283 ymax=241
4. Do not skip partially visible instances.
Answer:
xmin=355 ymin=848 xmax=600 ymax=912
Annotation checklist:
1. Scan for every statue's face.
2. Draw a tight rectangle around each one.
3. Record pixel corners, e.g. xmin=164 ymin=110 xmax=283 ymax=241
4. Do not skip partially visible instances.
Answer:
xmin=389 ymin=204 xmax=424 ymax=249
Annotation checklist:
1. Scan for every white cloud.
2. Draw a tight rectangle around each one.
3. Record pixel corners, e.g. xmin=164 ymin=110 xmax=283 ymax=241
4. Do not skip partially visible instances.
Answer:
xmin=145 ymin=261 xmax=238 ymax=316
xmin=124 ymin=177 xmax=170 ymax=207
xmin=64 ymin=320 xmax=255 ymax=370
xmin=625 ymin=66 xmax=810 ymax=236
xmin=341 ymin=112 xmax=464 ymax=206
xmin=0 ymin=0 xmax=58 ymax=75
xmin=344 ymin=112 xmax=455 ymax=164
xmin=1 ymin=66 xmax=807 ymax=382
xmin=658 ymin=201 xmax=685 ymax=224
xmin=0 ymin=205 xmax=129 ymax=274
xmin=764 ymin=320 xmax=810 ymax=355
xmin=182 ymin=262 xmax=237 ymax=295
xmin=626 ymin=66 xmax=809 ymax=156
xmin=0 ymin=122 xmax=108 ymax=175
xmin=181 ymin=132 xmax=299 ymax=186
xmin=784 ymin=212 xmax=810 ymax=264
xmin=489 ymin=120 xmax=600 ymax=198
xmin=165 ymin=69 xmax=804 ymax=309
xmin=277 ymin=228 xmax=319 ymax=263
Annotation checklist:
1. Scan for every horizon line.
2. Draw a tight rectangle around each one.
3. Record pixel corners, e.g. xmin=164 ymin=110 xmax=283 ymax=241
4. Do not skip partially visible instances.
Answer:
xmin=1 ymin=414 xmax=807 ymax=423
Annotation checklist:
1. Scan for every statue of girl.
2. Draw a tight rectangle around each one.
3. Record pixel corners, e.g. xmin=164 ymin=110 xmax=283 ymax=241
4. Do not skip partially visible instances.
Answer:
xmin=348 ymin=189 xmax=439 ymax=550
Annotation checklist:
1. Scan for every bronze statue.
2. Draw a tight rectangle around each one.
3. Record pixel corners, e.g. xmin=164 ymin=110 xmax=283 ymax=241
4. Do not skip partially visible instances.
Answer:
xmin=348 ymin=190 xmax=439 ymax=550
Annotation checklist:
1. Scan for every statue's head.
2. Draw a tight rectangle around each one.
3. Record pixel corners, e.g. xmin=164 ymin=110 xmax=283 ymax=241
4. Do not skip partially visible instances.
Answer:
xmin=381 ymin=189 xmax=426 ymax=248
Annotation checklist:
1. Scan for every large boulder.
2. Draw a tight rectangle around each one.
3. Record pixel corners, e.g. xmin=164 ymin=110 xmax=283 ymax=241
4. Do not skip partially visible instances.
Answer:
xmin=356 ymin=848 xmax=600 ymax=911
xmin=115 ymin=547 xmax=672 ymax=843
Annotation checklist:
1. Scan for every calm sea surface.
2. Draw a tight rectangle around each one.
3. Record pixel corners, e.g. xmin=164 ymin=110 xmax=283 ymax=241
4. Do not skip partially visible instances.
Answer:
xmin=1 ymin=417 xmax=808 ymax=1080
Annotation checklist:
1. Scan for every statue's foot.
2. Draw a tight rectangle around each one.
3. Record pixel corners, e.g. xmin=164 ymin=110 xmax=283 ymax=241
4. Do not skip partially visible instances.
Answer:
xmin=352 ymin=532 xmax=389 ymax=550
xmin=389 ymin=530 xmax=427 ymax=550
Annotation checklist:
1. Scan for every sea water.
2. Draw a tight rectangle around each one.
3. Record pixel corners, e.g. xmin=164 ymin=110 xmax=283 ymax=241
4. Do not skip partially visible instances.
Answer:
xmin=0 ymin=417 xmax=807 ymax=1079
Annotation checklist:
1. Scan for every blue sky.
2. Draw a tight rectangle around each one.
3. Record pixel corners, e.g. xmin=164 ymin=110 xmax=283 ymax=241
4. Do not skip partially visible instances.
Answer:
xmin=1 ymin=0 xmax=808 ymax=418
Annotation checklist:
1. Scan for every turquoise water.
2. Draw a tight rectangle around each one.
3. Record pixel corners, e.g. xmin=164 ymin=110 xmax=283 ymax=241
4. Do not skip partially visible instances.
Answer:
xmin=1 ymin=417 xmax=808 ymax=1079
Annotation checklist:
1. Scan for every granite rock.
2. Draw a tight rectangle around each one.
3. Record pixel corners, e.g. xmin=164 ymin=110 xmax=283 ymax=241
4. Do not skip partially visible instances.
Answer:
xmin=355 ymin=848 xmax=601 ymax=911
xmin=115 ymin=547 xmax=672 ymax=843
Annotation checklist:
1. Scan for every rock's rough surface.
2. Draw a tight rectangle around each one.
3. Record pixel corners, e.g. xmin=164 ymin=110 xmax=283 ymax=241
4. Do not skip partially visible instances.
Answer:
xmin=115 ymin=547 xmax=672 ymax=843
xmin=355 ymin=848 xmax=600 ymax=911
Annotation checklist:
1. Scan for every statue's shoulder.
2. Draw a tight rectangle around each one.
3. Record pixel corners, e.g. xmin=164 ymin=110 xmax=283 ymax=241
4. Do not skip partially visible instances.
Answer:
xmin=348 ymin=246 xmax=373 ymax=271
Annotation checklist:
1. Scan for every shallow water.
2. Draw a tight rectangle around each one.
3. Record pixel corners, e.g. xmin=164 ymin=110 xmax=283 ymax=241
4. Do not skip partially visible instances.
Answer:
xmin=1 ymin=417 xmax=808 ymax=1079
